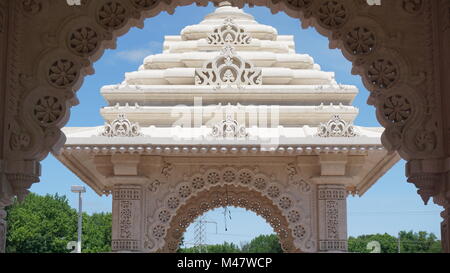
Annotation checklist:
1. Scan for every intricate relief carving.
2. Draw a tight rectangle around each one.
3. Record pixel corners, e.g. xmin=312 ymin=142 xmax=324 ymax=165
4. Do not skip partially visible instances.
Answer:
xmin=415 ymin=130 xmax=436 ymax=152
xmin=367 ymin=59 xmax=399 ymax=89
xmin=97 ymin=1 xmax=127 ymax=30
xmin=382 ymin=95 xmax=411 ymax=124
xmin=145 ymin=166 xmax=313 ymax=252
xmin=10 ymin=132 xmax=31 ymax=151
xmin=158 ymin=185 xmax=301 ymax=253
xmin=317 ymin=115 xmax=359 ymax=137
xmin=287 ymin=163 xmax=297 ymax=179
xmin=147 ymin=179 xmax=161 ymax=192
xmin=344 ymin=27 xmax=376 ymax=55
xmin=22 ymin=0 xmax=42 ymax=15
xmin=101 ymin=113 xmax=142 ymax=137
xmin=317 ymin=1 xmax=348 ymax=29
xmin=194 ymin=45 xmax=262 ymax=87
xmin=207 ymin=18 xmax=251 ymax=45
xmin=33 ymin=96 xmax=64 ymax=127
xmin=402 ymin=0 xmax=423 ymax=14
xmin=119 ymin=200 xmax=132 ymax=238
xmin=161 ymin=162 xmax=173 ymax=178
xmin=48 ymin=59 xmax=78 ymax=88
xmin=210 ymin=115 xmax=248 ymax=138
xmin=131 ymin=0 xmax=160 ymax=9
xmin=68 ymin=27 xmax=99 ymax=56
xmin=112 ymin=240 xmax=139 ymax=251
xmin=325 ymin=200 xmax=339 ymax=239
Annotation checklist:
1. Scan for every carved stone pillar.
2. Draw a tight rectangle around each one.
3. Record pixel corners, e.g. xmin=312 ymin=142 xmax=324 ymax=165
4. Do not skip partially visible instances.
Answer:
xmin=112 ymin=184 xmax=143 ymax=252
xmin=317 ymin=184 xmax=348 ymax=252
xmin=442 ymin=207 xmax=450 ymax=253
xmin=406 ymin=159 xmax=450 ymax=252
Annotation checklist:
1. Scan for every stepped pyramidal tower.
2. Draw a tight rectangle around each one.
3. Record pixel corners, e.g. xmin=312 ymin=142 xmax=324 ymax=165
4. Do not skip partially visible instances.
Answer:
xmin=55 ymin=2 xmax=399 ymax=253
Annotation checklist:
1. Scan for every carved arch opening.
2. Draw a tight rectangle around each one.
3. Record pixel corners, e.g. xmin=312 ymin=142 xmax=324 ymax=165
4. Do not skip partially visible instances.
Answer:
xmin=143 ymin=165 xmax=315 ymax=253
xmin=159 ymin=185 xmax=301 ymax=253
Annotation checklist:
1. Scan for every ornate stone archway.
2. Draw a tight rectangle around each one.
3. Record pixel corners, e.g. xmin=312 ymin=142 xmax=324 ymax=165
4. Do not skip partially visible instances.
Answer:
xmin=159 ymin=185 xmax=301 ymax=253
xmin=0 ymin=0 xmax=449 ymax=252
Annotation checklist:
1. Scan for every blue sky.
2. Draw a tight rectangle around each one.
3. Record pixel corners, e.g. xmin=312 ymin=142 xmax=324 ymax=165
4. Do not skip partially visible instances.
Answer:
xmin=30 ymin=3 xmax=442 ymax=246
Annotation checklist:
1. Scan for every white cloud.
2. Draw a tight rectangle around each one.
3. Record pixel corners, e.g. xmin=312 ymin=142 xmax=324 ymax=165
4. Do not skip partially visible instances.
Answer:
xmin=115 ymin=48 xmax=154 ymax=62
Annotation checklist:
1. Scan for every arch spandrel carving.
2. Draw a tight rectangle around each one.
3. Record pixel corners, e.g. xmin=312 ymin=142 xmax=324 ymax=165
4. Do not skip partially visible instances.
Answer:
xmin=157 ymin=185 xmax=302 ymax=253
xmin=143 ymin=164 xmax=315 ymax=253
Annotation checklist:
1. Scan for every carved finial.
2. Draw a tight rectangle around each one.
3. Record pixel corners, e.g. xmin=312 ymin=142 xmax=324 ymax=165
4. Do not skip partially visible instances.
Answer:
xmin=211 ymin=115 xmax=248 ymax=138
xmin=100 ymin=114 xmax=142 ymax=137
xmin=317 ymin=115 xmax=359 ymax=137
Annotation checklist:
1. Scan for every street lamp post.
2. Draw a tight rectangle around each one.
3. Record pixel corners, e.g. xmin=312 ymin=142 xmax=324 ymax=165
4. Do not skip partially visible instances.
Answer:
xmin=71 ymin=185 xmax=86 ymax=253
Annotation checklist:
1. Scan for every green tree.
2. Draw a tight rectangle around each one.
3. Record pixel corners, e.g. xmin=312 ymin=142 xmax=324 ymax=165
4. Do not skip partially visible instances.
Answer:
xmin=241 ymin=234 xmax=283 ymax=253
xmin=348 ymin=231 xmax=442 ymax=253
xmin=82 ymin=212 xmax=112 ymax=253
xmin=5 ymin=192 xmax=113 ymax=253
xmin=6 ymin=193 xmax=78 ymax=253
xmin=180 ymin=242 xmax=241 ymax=253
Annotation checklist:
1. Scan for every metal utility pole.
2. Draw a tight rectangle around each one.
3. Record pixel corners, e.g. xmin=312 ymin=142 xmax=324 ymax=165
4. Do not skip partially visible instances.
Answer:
xmin=193 ymin=215 xmax=217 ymax=253
xmin=397 ymin=233 xmax=401 ymax=253
xmin=71 ymin=185 xmax=86 ymax=253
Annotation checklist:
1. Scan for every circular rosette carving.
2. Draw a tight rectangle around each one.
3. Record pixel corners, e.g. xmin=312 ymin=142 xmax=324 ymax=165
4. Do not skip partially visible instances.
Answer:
xmin=205 ymin=168 xmax=221 ymax=185
xmin=190 ymin=174 xmax=205 ymax=190
xmin=288 ymin=210 xmax=301 ymax=223
xmin=97 ymin=1 xmax=128 ymax=30
xmin=176 ymin=183 xmax=192 ymax=199
xmin=157 ymin=209 xmax=171 ymax=224
xmin=166 ymin=195 xmax=180 ymax=210
xmin=67 ymin=26 xmax=100 ymax=57
xmin=366 ymin=59 xmax=399 ymax=89
xmin=316 ymin=0 xmax=348 ymax=29
xmin=278 ymin=196 xmax=293 ymax=210
xmin=344 ymin=26 xmax=376 ymax=56
xmin=221 ymin=167 xmax=237 ymax=183
xmin=237 ymin=168 xmax=254 ymax=185
xmin=266 ymin=183 xmax=281 ymax=199
xmin=253 ymin=174 xmax=268 ymax=191
xmin=33 ymin=95 xmax=66 ymax=127
xmin=382 ymin=94 xmax=412 ymax=125
xmin=47 ymin=59 xmax=79 ymax=88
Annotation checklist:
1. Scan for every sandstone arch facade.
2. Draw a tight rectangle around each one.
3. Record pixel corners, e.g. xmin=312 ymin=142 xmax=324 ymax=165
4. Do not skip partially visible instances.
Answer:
xmin=0 ymin=0 xmax=449 ymax=252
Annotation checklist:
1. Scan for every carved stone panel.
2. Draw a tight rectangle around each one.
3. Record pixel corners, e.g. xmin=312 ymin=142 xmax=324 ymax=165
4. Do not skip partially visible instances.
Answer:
xmin=112 ymin=185 xmax=142 ymax=252
xmin=317 ymin=184 xmax=347 ymax=252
